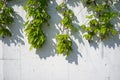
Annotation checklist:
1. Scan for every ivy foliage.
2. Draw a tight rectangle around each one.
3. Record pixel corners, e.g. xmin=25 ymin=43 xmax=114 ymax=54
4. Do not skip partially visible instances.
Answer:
xmin=56 ymin=2 xmax=76 ymax=56
xmin=0 ymin=0 xmax=14 ymax=37
xmin=24 ymin=0 xmax=50 ymax=49
xmin=56 ymin=34 xmax=72 ymax=56
xmin=81 ymin=0 xmax=119 ymax=42
xmin=56 ymin=2 xmax=77 ymax=31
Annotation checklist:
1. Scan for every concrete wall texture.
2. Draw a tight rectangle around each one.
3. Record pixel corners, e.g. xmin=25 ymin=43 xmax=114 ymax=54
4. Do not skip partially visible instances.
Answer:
xmin=0 ymin=0 xmax=120 ymax=80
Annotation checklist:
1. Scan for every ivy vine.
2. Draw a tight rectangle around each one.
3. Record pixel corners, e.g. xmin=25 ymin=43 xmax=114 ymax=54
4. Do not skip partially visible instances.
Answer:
xmin=24 ymin=0 xmax=50 ymax=49
xmin=56 ymin=34 xmax=72 ymax=56
xmin=0 ymin=0 xmax=14 ymax=37
xmin=81 ymin=0 xmax=119 ymax=42
xmin=0 ymin=0 xmax=119 ymax=57
xmin=56 ymin=2 xmax=76 ymax=56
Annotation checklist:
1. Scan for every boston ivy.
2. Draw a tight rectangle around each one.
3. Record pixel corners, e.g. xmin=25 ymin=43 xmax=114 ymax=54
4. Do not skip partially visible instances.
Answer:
xmin=24 ymin=0 xmax=50 ymax=49
xmin=0 ymin=0 xmax=14 ymax=37
xmin=56 ymin=34 xmax=72 ymax=56
xmin=81 ymin=0 xmax=119 ymax=42
xmin=56 ymin=2 xmax=76 ymax=56
xmin=0 ymin=0 xmax=119 ymax=56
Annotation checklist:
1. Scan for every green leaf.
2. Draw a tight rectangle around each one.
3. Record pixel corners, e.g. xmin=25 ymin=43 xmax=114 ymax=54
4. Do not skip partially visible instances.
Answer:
xmin=83 ymin=34 xmax=92 ymax=40
xmin=85 ymin=26 xmax=92 ymax=32
xmin=80 ymin=25 xmax=86 ymax=30
xmin=86 ymin=14 xmax=94 ymax=19
xmin=110 ymin=29 xmax=118 ymax=35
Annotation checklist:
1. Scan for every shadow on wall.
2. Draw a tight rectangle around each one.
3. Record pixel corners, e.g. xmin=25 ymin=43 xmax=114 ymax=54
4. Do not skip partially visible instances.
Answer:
xmin=1 ymin=10 xmax=25 ymax=46
xmin=66 ymin=0 xmax=120 ymax=64
xmin=36 ymin=0 xmax=60 ymax=59
xmin=65 ymin=0 xmax=84 ymax=65
xmin=36 ymin=0 xmax=84 ymax=65
xmin=107 ymin=1 xmax=120 ymax=48
xmin=9 ymin=0 xmax=25 ymax=6
xmin=103 ymin=31 xmax=120 ymax=48
xmin=1 ymin=0 xmax=25 ymax=46
xmin=81 ymin=0 xmax=120 ymax=49
xmin=67 ymin=0 xmax=81 ymax=7
xmin=30 ymin=0 xmax=120 ymax=65
xmin=66 ymin=39 xmax=83 ymax=65
xmin=1 ymin=0 xmax=120 ymax=65
xmin=97 ymin=1 xmax=120 ymax=49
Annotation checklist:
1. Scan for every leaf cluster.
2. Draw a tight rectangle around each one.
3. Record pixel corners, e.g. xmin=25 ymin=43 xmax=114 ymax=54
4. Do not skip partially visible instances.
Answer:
xmin=56 ymin=34 xmax=72 ymax=56
xmin=56 ymin=3 xmax=76 ymax=56
xmin=24 ymin=0 xmax=50 ymax=49
xmin=0 ymin=0 xmax=14 ymax=37
xmin=56 ymin=2 xmax=76 ymax=30
xmin=81 ymin=0 xmax=119 ymax=42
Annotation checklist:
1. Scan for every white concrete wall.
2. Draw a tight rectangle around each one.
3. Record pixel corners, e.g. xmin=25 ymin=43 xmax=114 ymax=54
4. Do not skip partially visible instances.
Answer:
xmin=0 ymin=0 xmax=120 ymax=80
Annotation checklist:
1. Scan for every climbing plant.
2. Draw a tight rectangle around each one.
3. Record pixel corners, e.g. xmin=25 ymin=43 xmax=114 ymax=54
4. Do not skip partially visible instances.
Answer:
xmin=0 ymin=0 xmax=119 ymax=58
xmin=56 ymin=2 xmax=77 ymax=56
xmin=56 ymin=34 xmax=72 ymax=56
xmin=0 ymin=0 xmax=14 ymax=37
xmin=24 ymin=0 xmax=50 ymax=49
xmin=81 ymin=0 xmax=119 ymax=42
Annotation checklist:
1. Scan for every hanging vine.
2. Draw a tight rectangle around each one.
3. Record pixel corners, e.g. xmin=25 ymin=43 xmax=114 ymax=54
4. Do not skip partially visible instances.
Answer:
xmin=0 ymin=0 xmax=14 ymax=37
xmin=56 ymin=2 xmax=77 ymax=56
xmin=24 ymin=0 xmax=50 ymax=49
xmin=81 ymin=0 xmax=119 ymax=42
